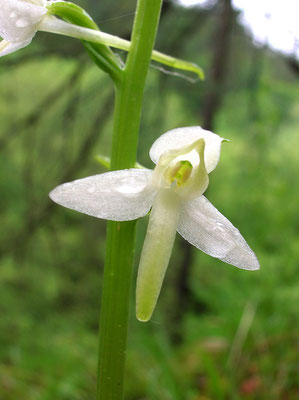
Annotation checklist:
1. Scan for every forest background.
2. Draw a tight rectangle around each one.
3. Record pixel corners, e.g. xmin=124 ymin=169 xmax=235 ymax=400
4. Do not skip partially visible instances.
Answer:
xmin=0 ymin=0 xmax=298 ymax=399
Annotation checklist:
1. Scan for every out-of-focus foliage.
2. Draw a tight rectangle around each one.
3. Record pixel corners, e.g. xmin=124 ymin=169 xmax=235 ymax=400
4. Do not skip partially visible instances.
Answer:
xmin=0 ymin=0 xmax=298 ymax=399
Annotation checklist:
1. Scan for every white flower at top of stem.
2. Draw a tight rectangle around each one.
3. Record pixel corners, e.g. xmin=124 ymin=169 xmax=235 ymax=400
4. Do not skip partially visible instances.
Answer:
xmin=0 ymin=0 xmax=48 ymax=56
xmin=0 ymin=0 xmax=129 ymax=57
xmin=50 ymin=126 xmax=260 ymax=322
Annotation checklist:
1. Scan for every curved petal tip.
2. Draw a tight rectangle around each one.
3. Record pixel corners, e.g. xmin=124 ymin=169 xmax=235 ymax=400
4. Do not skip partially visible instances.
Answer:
xmin=150 ymin=126 xmax=224 ymax=173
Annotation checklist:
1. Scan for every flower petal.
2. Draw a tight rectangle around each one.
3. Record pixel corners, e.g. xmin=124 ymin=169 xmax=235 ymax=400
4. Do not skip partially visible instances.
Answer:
xmin=136 ymin=189 xmax=182 ymax=322
xmin=149 ymin=126 xmax=224 ymax=173
xmin=0 ymin=0 xmax=47 ymax=43
xmin=49 ymin=169 xmax=155 ymax=221
xmin=177 ymin=196 xmax=260 ymax=270
xmin=0 ymin=38 xmax=31 ymax=56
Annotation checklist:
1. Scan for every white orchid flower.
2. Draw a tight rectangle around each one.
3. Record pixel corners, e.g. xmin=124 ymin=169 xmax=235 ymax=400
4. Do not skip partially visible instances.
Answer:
xmin=0 ymin=0 xmax=48 ymax=56
xmin=50 ymin=127 xmax=260 ymax=322
xmin=0 ymin=0 xmax=131 ymax=57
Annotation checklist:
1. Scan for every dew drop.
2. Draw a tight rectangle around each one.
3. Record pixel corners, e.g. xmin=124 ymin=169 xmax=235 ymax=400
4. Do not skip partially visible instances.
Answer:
xmin=15 ymin=18 xmax=29 ymax=28
xmin=206 ymin=220 xmax=225 ymax=234
xmin=116 ymin=179 xmax=144 ymax=195
xmin=216 ymin=221 xmax=225 ymax=231
xmin=88 ymin=186 xmax=96 ymax=194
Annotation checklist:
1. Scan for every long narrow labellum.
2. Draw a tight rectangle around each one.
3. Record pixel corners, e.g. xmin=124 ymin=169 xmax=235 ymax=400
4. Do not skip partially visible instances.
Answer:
xmin=136 ymin=189 xmax=182 ymax=322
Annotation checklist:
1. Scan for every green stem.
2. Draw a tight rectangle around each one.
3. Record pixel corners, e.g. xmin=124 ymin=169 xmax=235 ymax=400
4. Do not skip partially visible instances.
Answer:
xmin=96 ymin=1 xmax=163 ymax=399
xmin=40 ymin=15 xmax=204 ymax=79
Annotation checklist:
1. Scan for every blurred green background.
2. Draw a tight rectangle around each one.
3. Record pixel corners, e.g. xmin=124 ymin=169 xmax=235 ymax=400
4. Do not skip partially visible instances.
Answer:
xmin=0 ymin=0 xmax=298 ymax=399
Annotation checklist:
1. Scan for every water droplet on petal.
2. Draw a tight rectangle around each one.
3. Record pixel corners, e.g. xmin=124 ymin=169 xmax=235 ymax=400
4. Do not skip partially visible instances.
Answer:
xmin=216 ymin=221 xmax=226 ymax=232
xmin=116 ymin=177 xmax=146 ymax=195
xmin=205 ymin=220 xmax=226 ymax=234
xmin=15 ymin=18 xmax=29 ymax=28
xmin=88 ymin=186 xmax=96 ymax=194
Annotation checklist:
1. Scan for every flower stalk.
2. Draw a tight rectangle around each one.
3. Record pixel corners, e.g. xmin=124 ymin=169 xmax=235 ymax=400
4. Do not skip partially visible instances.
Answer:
xmin=96 ymin=1 xmax=163 ymax=399
xmin=0 ymin=0 xmax=204 ymax=79
xmin=39 ymin=15 xmax=204 ymax=79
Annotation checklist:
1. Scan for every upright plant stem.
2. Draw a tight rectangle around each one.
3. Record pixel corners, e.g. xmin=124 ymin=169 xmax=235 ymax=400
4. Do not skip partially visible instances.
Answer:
xmin=96 ymin=1 xmax=163 ymax=399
